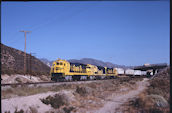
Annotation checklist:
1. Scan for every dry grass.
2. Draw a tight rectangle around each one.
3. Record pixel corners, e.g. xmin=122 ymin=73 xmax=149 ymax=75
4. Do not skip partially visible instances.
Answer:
xmin=2 ymin=84 xmax=75 ymax=99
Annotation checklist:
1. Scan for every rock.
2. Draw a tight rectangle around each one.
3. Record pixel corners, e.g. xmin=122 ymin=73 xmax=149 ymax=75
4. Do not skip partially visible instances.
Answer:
xmin=146 ymin=94 xmax=169 ymax=108
xmin=15 ymin=77 xmax=22 ymax=83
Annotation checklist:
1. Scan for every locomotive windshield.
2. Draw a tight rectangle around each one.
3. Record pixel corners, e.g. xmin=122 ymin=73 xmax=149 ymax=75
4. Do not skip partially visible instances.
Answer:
xmin=56 ymin=62 xmax=63 ymax=65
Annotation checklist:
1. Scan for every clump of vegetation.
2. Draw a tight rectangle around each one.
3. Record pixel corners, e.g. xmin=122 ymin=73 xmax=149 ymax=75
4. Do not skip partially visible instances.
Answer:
xmin=40 ymin=93 xmax=69 ymax=109
xmin=5 ymin=111 xmax=10 ymax=113
xmin=14 ymin=108 xmax=24 ymax=113
xmin=75 ymin=86 xmax=93 ymax=96
xmin=29 ymin=106 xmax=38 ymax=113
xmin=63 ymin=106 xmax=75 ymax=113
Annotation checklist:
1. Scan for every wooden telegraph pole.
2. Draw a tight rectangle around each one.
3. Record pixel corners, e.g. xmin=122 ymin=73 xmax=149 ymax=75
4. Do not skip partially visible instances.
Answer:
xmin=20 ymin=30 xmax=31 ymax=75
xmin=30 ymin=53 xmax=32 ymax=79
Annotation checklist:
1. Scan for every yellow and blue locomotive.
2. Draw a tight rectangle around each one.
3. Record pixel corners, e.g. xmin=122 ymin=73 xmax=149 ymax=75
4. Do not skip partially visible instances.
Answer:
xmin=50 ymin=58 xmax=118 ymax=81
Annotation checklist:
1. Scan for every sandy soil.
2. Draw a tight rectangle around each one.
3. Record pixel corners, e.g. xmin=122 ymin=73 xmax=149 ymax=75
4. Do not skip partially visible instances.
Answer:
xmin=1 ymin=90 xmax=74 ymax=113
xmin=1 ymin=74 xmax=48 ymax=84
xmin=88 ymin=78 xmax=149 ymax=113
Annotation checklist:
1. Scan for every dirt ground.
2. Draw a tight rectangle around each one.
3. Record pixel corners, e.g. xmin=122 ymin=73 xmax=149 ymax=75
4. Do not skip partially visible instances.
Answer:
xmin=1 ymin=77 xmax=149 ymax=113
xmin=88 ymin=78 xmax=149 ymax=113
xmin=1 ymin=74 xmax=50 ymax=84
xmin=2 ymin=90 xmax=75 ymax=113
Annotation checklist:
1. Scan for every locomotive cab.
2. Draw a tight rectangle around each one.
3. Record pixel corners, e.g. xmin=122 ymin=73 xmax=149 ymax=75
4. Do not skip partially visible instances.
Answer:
xmin=50 ymin=59 xmax=70 ymax=80
xmin=52 ymin=60 xmax=65 ymax=74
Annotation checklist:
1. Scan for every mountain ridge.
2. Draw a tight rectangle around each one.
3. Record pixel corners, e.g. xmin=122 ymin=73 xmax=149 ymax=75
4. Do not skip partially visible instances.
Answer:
xmin=40 ymin=57 xmax=132 ymax=69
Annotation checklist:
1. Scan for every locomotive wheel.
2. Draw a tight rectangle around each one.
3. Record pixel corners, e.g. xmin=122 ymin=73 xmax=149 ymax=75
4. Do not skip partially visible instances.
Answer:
xmin=77 ymin=76 xmax=81 ymax=81
xmin=87 ymin=76 xmax=90 ymax=80
xmin=72 ymin=76 xmax=81 ymax=81
xmin=96 ymin=76 xmax=101 ymax=80
xmin=110 ymin=76 xmax=114 ymax=79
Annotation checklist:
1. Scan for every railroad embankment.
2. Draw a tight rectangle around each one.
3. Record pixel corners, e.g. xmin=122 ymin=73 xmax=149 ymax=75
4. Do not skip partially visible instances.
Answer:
xmin=2 ymin=77 xmax=147 ymax=113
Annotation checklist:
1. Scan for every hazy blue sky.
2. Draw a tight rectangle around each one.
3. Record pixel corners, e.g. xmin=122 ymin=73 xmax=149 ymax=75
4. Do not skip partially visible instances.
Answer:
xmin=1 ymin=1 xmax=170 ymax=66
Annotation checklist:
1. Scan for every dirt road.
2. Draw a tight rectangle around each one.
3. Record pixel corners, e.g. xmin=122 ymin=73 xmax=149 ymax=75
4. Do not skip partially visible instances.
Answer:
xmin=88 ymin=78 xmax=149 ymax=113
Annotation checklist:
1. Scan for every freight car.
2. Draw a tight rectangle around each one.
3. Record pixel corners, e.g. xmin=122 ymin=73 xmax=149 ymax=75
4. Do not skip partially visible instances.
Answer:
xmin=125 ymin=69 xmax=135 ymax=76
xmin=125 ymin=69 xmax=147 ymax=76
xmin=134 ymin=70 xmax=142 ymax=76
xmin=50 ymin=58 xmax=118 ymax=81
xmin=114 ymin=68 xmax=125 ymax=75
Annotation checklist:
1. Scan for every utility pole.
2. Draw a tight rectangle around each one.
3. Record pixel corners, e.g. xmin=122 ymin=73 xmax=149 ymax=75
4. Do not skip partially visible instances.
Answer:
xmin=30 ymin=53 xmax=32 ymax=79
xmin=20 ymin=30 xmax=31 ymax=75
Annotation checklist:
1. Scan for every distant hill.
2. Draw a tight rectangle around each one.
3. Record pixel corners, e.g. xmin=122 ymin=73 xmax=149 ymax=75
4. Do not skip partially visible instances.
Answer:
xmin=68 ymin=58 xmax=130 ymax=68
xmin=40 ymin=57 xmax=131 ymax=69
xmin=1 ymin=43 xmax=50 ymax=75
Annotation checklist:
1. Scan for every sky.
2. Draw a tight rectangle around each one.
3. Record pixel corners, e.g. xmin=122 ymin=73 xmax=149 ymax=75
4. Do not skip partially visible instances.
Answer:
xmin=1 ymin=1 xmax=170 ymax=66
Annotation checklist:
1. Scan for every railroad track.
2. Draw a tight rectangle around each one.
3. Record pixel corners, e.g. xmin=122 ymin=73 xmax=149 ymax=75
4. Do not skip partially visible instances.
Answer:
xmin=1 ymin=78 xmax=115 ymax=87
xmin=1 ymin=81 xmax=55 ymax=86
xmin=1 ymin=75 xmax=143 ymax=87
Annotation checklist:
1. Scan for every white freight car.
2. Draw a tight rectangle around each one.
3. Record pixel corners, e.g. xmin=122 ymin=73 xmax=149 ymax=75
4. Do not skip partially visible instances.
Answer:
xmin=125 ymin=69 xmax=134 ymax=76
xmin=134 ymin=70 xmax=142 ymax=76
xmin=114 ymin=68 xmax=124 ymax=75
xmin=141 ymin=71 xmax=147 ymax=76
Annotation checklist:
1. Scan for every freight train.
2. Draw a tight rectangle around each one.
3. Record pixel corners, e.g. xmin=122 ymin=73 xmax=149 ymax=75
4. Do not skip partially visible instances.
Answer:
xmin=50 ymin=58 xmax=149 ymax=81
